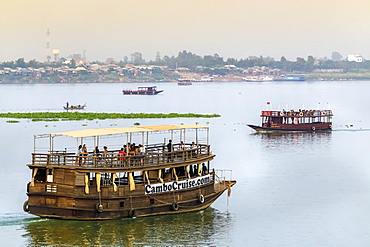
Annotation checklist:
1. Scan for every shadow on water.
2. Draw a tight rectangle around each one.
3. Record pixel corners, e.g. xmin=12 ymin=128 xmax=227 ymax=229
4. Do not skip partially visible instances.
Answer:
xmin=20 ymin=208 xmax=235 ymax=247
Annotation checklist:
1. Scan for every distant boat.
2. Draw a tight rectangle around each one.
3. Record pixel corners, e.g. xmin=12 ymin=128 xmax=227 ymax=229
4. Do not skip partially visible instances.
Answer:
xmin=63 ymin=104 xmax=87 ymax=110
xmin=177 ymin=78 xmax=192 ymax=85
xmin=273 ymin=74 xmax=306 ymax=81
xmin=242 ymin=76 xmax=274 ymax=82
xmin=122 ymin=86 xmax=163 ymax=95
xmin=247 ymin=107 xmax=333 ymax=132
xmin=200 ymin=76 xmax=214 ymax=82
xmin=178 ymin=81 xmax=192 ymax=85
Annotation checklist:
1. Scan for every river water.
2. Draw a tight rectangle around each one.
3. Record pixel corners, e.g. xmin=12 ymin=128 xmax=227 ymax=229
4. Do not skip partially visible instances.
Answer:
xmin=1 ymin=81 xmax=370 ymax=246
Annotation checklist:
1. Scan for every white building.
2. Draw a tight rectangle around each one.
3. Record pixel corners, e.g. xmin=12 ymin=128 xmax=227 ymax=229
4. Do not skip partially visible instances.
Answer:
xmin=347 ymin=54 xmax=364 ymax=62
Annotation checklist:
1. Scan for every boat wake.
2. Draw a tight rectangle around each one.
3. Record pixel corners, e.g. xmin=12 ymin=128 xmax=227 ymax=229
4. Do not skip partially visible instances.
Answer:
xmin=0 ymin=213 xmax=44 ymax=227
xmin=332 ymin=128 xmax=370 ymax=132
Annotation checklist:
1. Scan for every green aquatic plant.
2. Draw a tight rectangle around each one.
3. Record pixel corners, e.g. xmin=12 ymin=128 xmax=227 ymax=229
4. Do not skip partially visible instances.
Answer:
xmin=0 ymin=112 xmax=220 ymax=121
xmin=6 ymin=120 xmax=20 ymax=123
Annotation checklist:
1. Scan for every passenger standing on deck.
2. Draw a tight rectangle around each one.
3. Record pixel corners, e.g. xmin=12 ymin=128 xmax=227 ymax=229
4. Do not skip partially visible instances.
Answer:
xmin=94 ymin=146 xmax=100 ymax=156
xmin=190 ymin=141 xmax=197 ymax=156
xmin=130 ymin=143 xmax=136 ymax=156
xmin=179 ymin=141 xmax=185 ymax=151
xmin=76 ymin=145 xmax=82 ymax=166
xmin=139 ymin=144 xmax=146 ymax=165
xmin=82 ymin=144 xmax=88 ymax=164
xmin=118 ymin=148 xmax=126 ymax=166
xmin=167 ymin=140 xmax=173 ymax=162
xmin=103 ymin=146 xmax=109 ymax=164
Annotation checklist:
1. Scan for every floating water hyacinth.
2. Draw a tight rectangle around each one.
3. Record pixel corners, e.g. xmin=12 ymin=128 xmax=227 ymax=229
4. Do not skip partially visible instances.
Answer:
xmin=0 ymin=112 xmax=220 ymax=122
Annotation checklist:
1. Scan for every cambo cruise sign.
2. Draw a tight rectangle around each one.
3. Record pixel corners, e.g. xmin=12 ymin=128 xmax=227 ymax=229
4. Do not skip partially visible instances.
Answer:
xmin=145 ymin=174 xmax=212 ymax=195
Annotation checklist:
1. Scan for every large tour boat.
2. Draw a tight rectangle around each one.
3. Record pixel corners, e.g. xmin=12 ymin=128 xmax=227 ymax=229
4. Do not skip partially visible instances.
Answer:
xmin=122 ymin=86 xmax=163 ymax=95
xmin=247 ymin=108 xmax=333 ymax=132
xmin=24 ymin=125 xmax=236 ymax=220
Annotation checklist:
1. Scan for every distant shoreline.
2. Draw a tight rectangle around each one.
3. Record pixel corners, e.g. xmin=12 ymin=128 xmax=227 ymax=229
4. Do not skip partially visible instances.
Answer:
xmin=1 ymin=73 xmax=370 ymax=84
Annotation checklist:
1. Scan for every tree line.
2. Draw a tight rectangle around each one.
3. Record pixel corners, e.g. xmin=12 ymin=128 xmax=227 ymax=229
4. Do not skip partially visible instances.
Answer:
xmin=2 ymin=51 xmax=370 ymax=74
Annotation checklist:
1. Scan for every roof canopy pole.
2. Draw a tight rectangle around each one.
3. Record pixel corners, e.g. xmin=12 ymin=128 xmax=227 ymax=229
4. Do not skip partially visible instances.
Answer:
xmin=206 ymin=127 xmax=209 ymax=145
xmin=93 ymin=136 xmax=99 ymax=150
xmin=126 ymin=133 xmax=129 ymax=145
xmin=195 ymin=122 xmax=199 ymax=145
xmin=76 ymin=138 xmax=80 ymax=151
xmin=196 ymin=128 xmax=198 ymax=145
xmin=145 ymin=131 xmax=149 ymax=147
xmin=34 ymin=135 xmax=36 ymax=153
xmin=183 ymin=129 xmax=186 ymax=144
xmin=171 ymin=130 xmax=174 ymax=142
xmin=49 ymin=134 xmax=54 ymax=153
xmin=141 ymin=132 xmax=144 ymax=146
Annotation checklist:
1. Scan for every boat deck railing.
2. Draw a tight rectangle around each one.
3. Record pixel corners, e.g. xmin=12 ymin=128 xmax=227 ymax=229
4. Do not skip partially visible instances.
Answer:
xmin=31 ymin=144 xmax=212 ymax=169
xmin=261 ymin=110 xmax=333 ymax=118
xmin=214 ymin=169 xmax=233 ymax=182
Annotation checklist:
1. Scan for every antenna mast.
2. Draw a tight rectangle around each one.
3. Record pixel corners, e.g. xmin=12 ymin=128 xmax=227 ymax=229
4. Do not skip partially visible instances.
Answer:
xmin=46 ymin=29 xmax=51 ymax=63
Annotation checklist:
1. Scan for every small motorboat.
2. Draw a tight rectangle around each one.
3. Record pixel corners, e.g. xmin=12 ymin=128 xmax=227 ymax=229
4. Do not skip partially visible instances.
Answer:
xmin=63 ymin=103 xmax=87 ymax=110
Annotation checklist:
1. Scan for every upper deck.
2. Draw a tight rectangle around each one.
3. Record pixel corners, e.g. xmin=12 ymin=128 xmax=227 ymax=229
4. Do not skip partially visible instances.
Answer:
xmin=261 ymin=109 xmax=333 ymax=118
xmin=29 ymin=124 xmax=213 ymax=172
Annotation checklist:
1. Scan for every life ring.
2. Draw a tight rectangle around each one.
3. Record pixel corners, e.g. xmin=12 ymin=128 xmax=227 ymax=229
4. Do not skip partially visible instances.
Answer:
xmin=322 ymin=111 xmax=326 ymax=116
xmin=95 ymin=203 xmax=103 ymax=213
xmin=23 ymin=200 xmax=29 ymax=212
xmin=299 ymin=112 xmax=304 ymax=117
xmin=312 ymin=126 xmax=316 ymax=131
xmin=172 ymin=202 xmax=179 ymax=211
xmin=198 ymin=194 xmax=205 ymax=204
xmin=128 ymin=209 xmax=136 ymax=218
xmin=280 ymin=111 xmax=284 ymax=116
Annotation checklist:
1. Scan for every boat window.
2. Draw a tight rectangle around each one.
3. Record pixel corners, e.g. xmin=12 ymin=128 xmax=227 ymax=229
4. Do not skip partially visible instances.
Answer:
xmin=120 ymin=201 xmax=125 ymax=208
xmin=46 ymin=169 xmax=53 ymax=183
xmin=34 ymin=168 xmax=46 ymax=182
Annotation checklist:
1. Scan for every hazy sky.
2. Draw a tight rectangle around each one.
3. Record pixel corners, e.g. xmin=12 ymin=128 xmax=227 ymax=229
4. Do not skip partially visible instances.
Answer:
xmin=2 ymin=0 xmax=370 ymax=62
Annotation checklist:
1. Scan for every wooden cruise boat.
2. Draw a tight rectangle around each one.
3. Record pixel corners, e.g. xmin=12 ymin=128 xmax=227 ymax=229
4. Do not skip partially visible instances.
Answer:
xmin=24 ymin=125 xmax=236 ymax=220
xmin=122 ymin=86 xmax=163 ymax=95
xmin=247 ymin=109 xmax=333 ymax=132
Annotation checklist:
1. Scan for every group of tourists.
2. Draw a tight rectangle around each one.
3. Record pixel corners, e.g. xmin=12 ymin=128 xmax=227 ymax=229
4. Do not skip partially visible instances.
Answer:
xmin=75 ymin=141 xmax=199 ymax=166
xmin=75 ymin=143 xmax=147 ymax=166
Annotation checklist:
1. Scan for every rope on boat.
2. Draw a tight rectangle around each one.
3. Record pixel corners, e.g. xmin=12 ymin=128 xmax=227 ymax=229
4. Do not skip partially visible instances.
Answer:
xmin=226 ymin=184 xmax=232 ymax=207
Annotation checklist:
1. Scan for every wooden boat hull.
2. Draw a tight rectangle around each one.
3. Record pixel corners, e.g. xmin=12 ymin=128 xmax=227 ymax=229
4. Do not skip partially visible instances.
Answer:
xmin=178 ymin=82 xmax=192 ymax=86
xmin=122 ymin=90 xmax=163 ymax=95
xmin=247 ymin=123 xmax=332 ymax=132
xmin=26 ymin=178 xmax=235 ymax=220
xmin=63 ymin=106 xmax=86 ymax=110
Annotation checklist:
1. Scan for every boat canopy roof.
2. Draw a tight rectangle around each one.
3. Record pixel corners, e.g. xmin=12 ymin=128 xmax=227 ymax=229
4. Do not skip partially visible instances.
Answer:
xmin=35 ymin=124 xmax=207 ymax=139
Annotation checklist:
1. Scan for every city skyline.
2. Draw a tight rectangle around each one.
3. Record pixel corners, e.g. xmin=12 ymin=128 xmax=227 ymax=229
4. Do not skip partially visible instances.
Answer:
xmin=1 ymin=0 xmax=370 ymax=62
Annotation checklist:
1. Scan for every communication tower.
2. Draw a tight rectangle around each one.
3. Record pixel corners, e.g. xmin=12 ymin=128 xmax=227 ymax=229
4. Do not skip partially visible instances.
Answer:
xmin=46 ymin=29 xmax=51 ymax=63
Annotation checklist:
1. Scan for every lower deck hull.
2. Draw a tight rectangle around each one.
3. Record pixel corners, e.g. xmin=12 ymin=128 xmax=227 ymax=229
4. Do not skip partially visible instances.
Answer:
xmin=122 ymin=91 xmax=163 ymax=95
xmin=247 ymin=123 xmax=332 ymax=132
xmin=25 ymin=181 xmax=235 ymax=220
